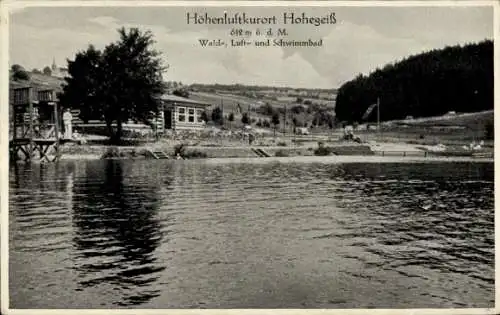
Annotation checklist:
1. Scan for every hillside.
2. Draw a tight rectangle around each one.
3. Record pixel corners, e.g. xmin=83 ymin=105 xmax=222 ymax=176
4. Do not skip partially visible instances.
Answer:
xmin=9 ymin=72 xmax=65 ymax=94
xmin=188 ymin=90 xmax=336 ymax=130
xmin=335 ymin=40 xmax=493 ymax=123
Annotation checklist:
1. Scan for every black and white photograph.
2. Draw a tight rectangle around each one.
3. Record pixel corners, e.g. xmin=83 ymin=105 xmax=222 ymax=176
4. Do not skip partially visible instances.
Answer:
xmin=3 ymin=1 xmax=496 ymax=311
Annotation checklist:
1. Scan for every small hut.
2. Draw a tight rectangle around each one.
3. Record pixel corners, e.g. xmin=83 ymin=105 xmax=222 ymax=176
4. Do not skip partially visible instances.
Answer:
xmin=9 ymin=80 xmax=65 ymax=162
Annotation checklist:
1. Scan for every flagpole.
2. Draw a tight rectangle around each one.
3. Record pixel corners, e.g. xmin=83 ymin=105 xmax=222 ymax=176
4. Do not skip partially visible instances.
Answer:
xmin=377 ymin=97 xmax=380 ymax=141
xmin=221 ymin=98 xmax=224 ymax=125
xmin=284 ymin=104 xmax=287 ymax=136
xmin=221 ymin=98 xmax=224 ymax=145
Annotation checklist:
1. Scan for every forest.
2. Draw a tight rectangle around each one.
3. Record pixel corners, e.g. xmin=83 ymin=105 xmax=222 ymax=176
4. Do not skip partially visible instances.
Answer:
xmin=334 ymin=40 xmax=493 ymax=123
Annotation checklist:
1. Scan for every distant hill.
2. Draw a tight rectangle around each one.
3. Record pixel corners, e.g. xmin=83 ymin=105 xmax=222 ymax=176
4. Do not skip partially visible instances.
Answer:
xmin=189 ymin=83 xmax=337 ymax=102
xmin=9 ymin=71 xmax=65 ymax=95
xmin=189 ymin=83 xmax=337 ymax=94
xmin=335 ymin=40 xmax=493 ymax=123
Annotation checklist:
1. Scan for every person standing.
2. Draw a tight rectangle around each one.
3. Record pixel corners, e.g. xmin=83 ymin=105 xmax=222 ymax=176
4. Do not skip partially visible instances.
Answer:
xmin=63 ymin=109 xmax=73 ymax=139
xmin=248 ymin=133 xmax=255 ymax=145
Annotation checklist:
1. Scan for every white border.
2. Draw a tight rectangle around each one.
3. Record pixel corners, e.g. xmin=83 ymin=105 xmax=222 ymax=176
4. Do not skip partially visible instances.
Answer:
xmin=1 ymin=0 xmax=10 ymax=314
xmin=1 ymin=1 xmax=498 ymax=315
xmin=3 ymin=0 xmax=499 ymax=9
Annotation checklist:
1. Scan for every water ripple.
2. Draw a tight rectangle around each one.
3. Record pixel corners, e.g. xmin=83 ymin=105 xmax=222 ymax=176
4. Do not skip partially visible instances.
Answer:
xmin=9 ymin=160 xmax=494 ymax=308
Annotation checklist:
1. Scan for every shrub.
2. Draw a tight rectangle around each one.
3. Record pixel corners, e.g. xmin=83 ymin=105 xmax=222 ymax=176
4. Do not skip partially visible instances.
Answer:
xmin=174 ymin=143 xmax=187 ymax=156
xmin=241 ymin=112 xmax=250 ymax=125
xmin=277 ymin=141 xmax=287 ymax=147
xmin=314 ymin=146 xmax=334 ymax=156
xmin=101 ymin=147 xmax=121 ymax=159
xmin=184 ymin=150 xmax=208 ymax=159
xmin=275 ymin=149 xmax=289 ymax=157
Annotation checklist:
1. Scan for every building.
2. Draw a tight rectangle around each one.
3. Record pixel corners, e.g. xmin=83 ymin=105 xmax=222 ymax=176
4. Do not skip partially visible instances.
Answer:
xmin=157 ymin=94 xmax=211 ymax=132
xmin=11 ymin=71 xmax=211 ymax=135
xmin=9 ymin=80 xmax=62 ymax=142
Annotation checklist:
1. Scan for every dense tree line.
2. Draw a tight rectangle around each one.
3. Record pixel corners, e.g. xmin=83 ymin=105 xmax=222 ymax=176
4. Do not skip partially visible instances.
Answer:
xmin=335 ymin=40 xmax=493 ymax=123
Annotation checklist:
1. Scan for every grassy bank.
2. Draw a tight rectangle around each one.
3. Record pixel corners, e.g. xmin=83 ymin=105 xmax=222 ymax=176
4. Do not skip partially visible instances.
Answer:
xmin=55 ymin=140 xmax=493 ymax=161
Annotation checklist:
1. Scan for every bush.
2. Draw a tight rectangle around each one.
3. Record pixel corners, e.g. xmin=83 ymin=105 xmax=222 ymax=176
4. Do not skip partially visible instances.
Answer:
xmin=174 ymin=143 xmax=207 ymax=159
xmin=314 ymin=146 xmax=334 ymax=156
xmin=172 ymin=89 xmax=190 ymax=98
xmin=101 ymin=147 xmax=121 ymax=158
xmin=174 ymin=143 xmax=187 ymax=156
xmin=184 ymin=150 xmax=208 ymax=159
xmin=241 ymin=112 xmax=250 ymax=125
xmin=101 ymin=147 xmax=149 ymax=159
xmin=277 ymin=141 xmax=287 ymax=147
xmin=275 ymin=149 xmax=289 ymax=157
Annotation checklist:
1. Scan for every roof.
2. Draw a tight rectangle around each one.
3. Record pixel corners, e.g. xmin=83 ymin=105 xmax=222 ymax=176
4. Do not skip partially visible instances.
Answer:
xmin=29 ymin=73 xmax=65 ymax=93
xmin=161 ymin=94 xmax=211 ymax=106
xmin=9 ymin=81 xmax=31 ymax=89
xmin=10 ymin=73 xmax=65 ymax=104
xmin=10 ymin=72 xmax=65 ymax=94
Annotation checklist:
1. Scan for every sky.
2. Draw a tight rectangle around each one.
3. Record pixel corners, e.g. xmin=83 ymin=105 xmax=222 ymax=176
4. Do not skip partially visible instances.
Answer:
xmin=9 ymin=5 xmax=494 ymax=89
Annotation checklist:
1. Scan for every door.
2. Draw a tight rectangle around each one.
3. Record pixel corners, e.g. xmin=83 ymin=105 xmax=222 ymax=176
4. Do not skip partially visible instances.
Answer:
xmin=164 ymin=110 xmax=172 ymax=129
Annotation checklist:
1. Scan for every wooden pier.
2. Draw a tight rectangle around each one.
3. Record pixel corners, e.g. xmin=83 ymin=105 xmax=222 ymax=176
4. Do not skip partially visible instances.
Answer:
xmin=10 ymin=138 xmax=76 ymax=162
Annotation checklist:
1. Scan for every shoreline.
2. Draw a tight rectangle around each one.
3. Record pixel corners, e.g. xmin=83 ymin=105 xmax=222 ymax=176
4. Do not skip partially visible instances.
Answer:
xmin=55 ymin=152 xmax=493 ymax=164
xmin=13 ymin=141 xmax=493 ymax=163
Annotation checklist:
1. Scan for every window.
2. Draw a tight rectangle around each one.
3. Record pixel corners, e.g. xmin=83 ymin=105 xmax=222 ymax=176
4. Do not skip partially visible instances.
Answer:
xmin=188 ymin=108 xmax=195 ymax=123
xmin=178 ymin=107 xmax=185 ymax=122
xmin=196 ymin=109 xmax=203 ymax=123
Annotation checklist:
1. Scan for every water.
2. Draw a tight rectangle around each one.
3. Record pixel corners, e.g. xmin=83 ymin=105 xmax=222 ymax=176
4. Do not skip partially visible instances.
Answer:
xmin=9 ymin=159 xmax=494 ymax=308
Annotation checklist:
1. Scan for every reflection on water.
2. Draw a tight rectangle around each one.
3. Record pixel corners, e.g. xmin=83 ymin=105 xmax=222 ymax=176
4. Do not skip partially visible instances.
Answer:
xmin=9 ymin=159 xmax=494 ymax=308
xmin=72 ymin=160 xmax=165 ymax=306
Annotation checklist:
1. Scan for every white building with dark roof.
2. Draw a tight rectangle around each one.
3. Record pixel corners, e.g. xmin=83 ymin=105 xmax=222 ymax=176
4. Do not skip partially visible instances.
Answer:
xmin=157 ymin=94 xmax=211 ymax=132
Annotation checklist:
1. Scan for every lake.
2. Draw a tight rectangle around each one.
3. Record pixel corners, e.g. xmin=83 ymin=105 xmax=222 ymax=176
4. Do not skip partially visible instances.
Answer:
xmin=9 ymin=159 xmax=494 ymax=308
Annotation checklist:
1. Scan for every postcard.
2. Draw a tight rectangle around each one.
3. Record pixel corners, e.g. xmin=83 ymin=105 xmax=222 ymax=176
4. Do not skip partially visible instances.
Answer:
xmin=2 ymin=1 xmax=497 ymax=313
